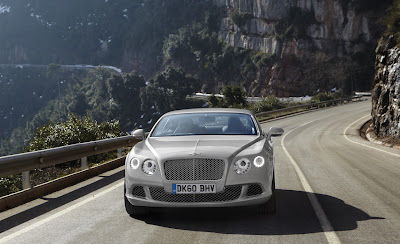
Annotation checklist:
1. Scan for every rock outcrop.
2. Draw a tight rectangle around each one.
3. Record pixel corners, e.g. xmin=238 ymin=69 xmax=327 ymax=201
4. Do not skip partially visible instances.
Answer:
xmin=372 ymin=35 xmax=400 ymax=139
xmin=216 ymin=0 xmax=371 ymax=56
xmin=214 ymin=0 xmax=384 ymax=96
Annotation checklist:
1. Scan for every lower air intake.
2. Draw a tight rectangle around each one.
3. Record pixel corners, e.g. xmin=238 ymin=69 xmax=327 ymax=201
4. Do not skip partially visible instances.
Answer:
xmin=149 ymin=185 xmax=242 ymax=203
xmin=132 ymin=185 xmax=146 ymax=198
xmin=246 ymin=184 xmax=263 ymax=197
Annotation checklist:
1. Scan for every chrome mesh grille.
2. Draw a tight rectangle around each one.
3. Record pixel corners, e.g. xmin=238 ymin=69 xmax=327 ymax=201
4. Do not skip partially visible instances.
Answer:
xmin=132 ymin=185 xmax=146 ymax=198
xmin=149 ymin=186 xmax=242 ymax=203
xmin=247 ymin=184 xmax=263 ymax=197
xmin=164 ymin=158 xmax=225 ymax=181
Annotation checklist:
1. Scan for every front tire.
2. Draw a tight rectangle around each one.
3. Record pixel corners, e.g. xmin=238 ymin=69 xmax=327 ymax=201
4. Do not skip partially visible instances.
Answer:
xmin=124 ymin=183 xmax=149 ymax=217
xmin=259 ymin=174 xmax=276 ymax=215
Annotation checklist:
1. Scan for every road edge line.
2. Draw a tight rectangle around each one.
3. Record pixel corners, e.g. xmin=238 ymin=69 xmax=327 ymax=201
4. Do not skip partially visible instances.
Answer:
xmin=344 ymin=115 xmax=400 ymax=158
xmin=281 ymin=118 xmax=341 ymax=244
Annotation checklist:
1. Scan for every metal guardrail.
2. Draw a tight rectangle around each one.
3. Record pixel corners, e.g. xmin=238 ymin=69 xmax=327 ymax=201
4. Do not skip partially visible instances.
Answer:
xmin=355 ymin=92 xmax=371 ymax=96
xmin=0 ymin=136 xmax=140 ymax=188
xmin=0 ymin=95 xmax=363 ymax=190
xmin=255 ymin=96 xmax=363 ymax=119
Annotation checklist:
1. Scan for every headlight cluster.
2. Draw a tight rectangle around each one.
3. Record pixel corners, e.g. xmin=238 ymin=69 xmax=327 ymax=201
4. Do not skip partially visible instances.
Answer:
xmin=234 ymin=156 xmax=265 ymax=174
xmin=234 ymin=158 xmax=251 ymax=174
xmin=129 ymin=158 xmax=157 ymax=175
xmin=142 ymin=160 xmax=157 ymax=175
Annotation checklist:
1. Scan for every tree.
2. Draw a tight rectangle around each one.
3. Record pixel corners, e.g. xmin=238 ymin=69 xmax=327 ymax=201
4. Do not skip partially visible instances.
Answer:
xmin=46 ymin=63 xmax=64 ymax=121
xmin=107 ymin=71 xmax=146 ymax=130
xmin=222 ymin=85 xmax=248 ymax=108
xmin=46 ymin=63 xmax=63 ymax=80
xmin=67 ymin=91 xmax=89 ymax=115
xmin=140 ymin=67 xmax=202 ymax=114
xmin=208 ymin=85 xmax=248 ymax=108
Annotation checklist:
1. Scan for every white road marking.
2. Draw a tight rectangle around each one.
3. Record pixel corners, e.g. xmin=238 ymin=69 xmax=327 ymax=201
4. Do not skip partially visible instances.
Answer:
xmin=281 ymin=117 xmax=341 ymax=244
xmin=0 ymin=181 xmax=124 ymax=244
xmin=344 ymin=115 xmax=400 ymax=158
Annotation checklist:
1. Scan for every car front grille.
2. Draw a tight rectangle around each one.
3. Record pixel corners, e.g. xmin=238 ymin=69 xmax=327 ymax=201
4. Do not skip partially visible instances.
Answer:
xmin=164 ymin=158 xmax=225 ymax=181
xmin=149 ymin=185 xmax=242 ymax=203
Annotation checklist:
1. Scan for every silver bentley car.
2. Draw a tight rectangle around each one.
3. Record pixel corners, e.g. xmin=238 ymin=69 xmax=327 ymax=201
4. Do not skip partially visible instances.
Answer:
xmin=124 ymin=108 xmax=284 ymax=216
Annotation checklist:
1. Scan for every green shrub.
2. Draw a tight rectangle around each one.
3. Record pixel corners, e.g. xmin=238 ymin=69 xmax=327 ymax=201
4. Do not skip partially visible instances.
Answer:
xmin=207 ymin=94 xmax=223 ymax=108
xmin=0 ymin=175 xmax=22 ymax=197
xmin=1 ymin=114 xmax=122 ymax=197
xmin=311 ymin=92 xmax=338 ymax=103
xmin=26 ymin=113 xmax=122 ymax=152
xmin=250 ymin=96 xmax=284 ymax=113
xmin=385 ymin=0 xmax=400 ymax=45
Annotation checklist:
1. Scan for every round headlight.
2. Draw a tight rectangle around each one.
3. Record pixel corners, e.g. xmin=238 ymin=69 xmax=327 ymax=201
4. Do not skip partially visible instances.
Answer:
xmin=234 ymin=158 xmax=251 ymax=174
xmin=253 ymin=156 xmax=265 ymax=168
xmin=142 ymin=160 xmax=157 ymax=175
xmin=129 ymin=158 xmax=140 ymax=170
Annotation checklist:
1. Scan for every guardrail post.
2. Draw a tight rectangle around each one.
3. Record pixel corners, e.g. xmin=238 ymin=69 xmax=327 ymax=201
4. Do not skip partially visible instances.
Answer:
xmin=81 ymin=157 xmax=88 ymax=170
xmin=22 ymin=171 xmax=31 ymax=189
xmin=117 ymin=148 xmax=122 ymax=158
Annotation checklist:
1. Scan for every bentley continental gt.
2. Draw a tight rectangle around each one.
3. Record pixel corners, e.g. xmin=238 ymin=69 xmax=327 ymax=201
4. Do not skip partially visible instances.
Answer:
xmin=124 ymin=108 xmax=284 ymax=216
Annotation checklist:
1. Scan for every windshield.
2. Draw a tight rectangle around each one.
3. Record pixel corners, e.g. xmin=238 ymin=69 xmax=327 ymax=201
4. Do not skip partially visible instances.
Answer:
xmin=151 ymin=113 xmax=258 ymax=137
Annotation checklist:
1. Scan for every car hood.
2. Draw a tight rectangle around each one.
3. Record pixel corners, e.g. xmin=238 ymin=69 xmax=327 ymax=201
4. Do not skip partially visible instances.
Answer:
xmin=146 ymin=135 xmax=260 ymax=161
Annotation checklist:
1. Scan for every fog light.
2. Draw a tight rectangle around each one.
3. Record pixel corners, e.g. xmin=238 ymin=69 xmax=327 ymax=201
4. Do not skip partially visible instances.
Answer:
xmin=142 ymin=160 xmax=157 ymax=175
xmin=254 ymin=156 xmax=265 ymax=168
xmin=130 ymin=158 xmax=140 ymax=170
xmin=234 ymin=158 xmax=251 ymax=174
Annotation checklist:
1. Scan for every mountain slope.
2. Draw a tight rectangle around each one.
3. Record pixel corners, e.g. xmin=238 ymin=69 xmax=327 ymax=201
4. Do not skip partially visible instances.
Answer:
xmin=0 ymin=0 xmax=218 ymax=77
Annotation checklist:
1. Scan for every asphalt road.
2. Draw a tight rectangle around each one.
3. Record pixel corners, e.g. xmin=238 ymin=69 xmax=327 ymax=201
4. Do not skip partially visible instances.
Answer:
xmin=1 ymin=99 xmax=399 ymax=244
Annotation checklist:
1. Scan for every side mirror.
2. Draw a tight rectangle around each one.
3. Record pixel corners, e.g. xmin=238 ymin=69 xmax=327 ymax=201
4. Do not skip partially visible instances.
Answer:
xmin=267 ymin=127 xmax=284 ymax=140
xmin=132 ymin=129 xmax=145 ymax=140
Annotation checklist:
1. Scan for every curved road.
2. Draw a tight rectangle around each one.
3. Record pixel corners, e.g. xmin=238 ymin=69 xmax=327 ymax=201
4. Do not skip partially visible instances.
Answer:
xmin=1 ymin=99 xmax=399 ymax=243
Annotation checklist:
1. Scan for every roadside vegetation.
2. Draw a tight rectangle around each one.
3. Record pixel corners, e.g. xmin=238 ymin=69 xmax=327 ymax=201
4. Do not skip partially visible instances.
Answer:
xmin=384 ymin=0 xmax=400 ymax=44
xmin=208 ymin=85 xmax=343 ymax=113
xmin=0 ymin=63 xmax=208 ymax=155
xmin=0 ymin=114 xmax=122 ymax=197
xmin=310 ymin=92 xmax=341 ymax=103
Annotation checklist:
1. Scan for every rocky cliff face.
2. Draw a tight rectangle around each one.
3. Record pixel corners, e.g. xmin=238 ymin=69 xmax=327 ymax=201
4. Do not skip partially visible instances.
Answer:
xmin=216 ymin=0 xmax=371 ymax=56
xmin=214 ymin=0 xmax=385 ymax=96
xmin=372 ymin=35 xmax=400 ymax=139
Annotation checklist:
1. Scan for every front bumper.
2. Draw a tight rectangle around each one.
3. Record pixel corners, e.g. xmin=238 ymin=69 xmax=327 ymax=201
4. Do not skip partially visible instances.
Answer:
xmin=125 ymin=150 xmax=275 ymax=208
xmin=125 ymin=183 xmax=272 ymax=208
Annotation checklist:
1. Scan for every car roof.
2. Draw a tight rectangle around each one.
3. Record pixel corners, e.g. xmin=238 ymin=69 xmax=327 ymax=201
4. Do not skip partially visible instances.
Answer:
xmin=162 ymin=108 xmax=255 ymax=116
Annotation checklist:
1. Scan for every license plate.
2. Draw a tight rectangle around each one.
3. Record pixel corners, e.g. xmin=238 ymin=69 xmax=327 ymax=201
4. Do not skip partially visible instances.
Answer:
xmin=172 ymin=184 xmax=216 ymax=194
